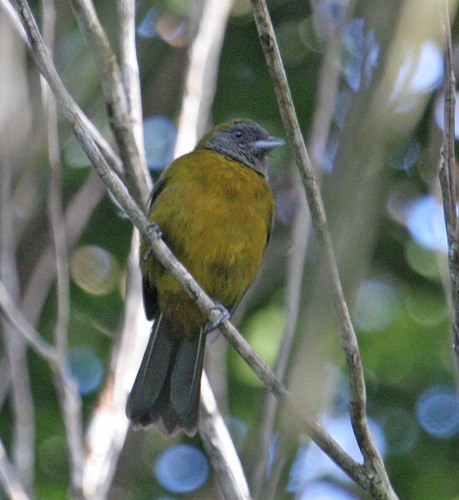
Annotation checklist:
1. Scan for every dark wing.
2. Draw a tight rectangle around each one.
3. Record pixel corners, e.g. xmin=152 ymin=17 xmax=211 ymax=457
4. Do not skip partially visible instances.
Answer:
xmin=142 ymin=176 xmax=168 ymax=320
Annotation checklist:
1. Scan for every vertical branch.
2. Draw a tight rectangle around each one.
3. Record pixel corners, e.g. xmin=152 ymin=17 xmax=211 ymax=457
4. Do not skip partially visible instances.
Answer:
xmin=40 ymin=1 xmax=86 ymax=495
xmin=67 ymin=0 xmax=151 ymax=205
xmin=82 ymin=235 xmax=150 ymax=499
xmin=0 ymin=13 xmax=35 ymax=489
xmin=249 ymin=1 xmax=396 ymax=498
xmin=199 ymin=374 xmax=251 ymax=500
xmin=174 ymin=0 xmax=233 ymax=156
xmin=0 ymin=438 xmax=29 ymax=500
xmin=439 ymin=0 xmax=459 ymax=370
xmin=117 ymin=0 xmax=146 ymax=167
xmin=251 ymin=195 xmax=309 ymax=498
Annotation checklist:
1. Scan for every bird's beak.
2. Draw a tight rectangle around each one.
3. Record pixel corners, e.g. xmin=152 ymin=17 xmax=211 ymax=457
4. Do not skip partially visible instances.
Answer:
xmin=253 ymin=136 xmax=285 ymax=151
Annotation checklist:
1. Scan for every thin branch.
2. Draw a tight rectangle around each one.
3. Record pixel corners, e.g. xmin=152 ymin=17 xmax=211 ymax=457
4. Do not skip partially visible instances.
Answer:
xmin=0 ymin=281 xmax=56 ymax=361
xmin=22 ymin=170 xmax=105 ymax=325
xmin=439 ymin=0 xmax=459 ymax=370
xmin=249 ymin=1 xmax=396 ymax=498
xmin=0 ymin=438 xmax=29 ymax=500
xmin=199 ymin=373 xmax=251 ymax=500
xmin=251 ymin=194 xmax=309 ymax=498
xmin=67 ymin=0 xmax=151 ymax=205
xmin=82 ymin=233 xmax=149 ymax=499
xmin=41 ymin=0 xmax=85 ymax=493
xmin=117 ymin=0 xmax=146 ymax=165
xmin=174 ymin=0 xmax=233 ymax=157
xmin=2 ymin=0 xmax=123 ymax=176
xmin=0 ymin=25 xmax=36 ymax=487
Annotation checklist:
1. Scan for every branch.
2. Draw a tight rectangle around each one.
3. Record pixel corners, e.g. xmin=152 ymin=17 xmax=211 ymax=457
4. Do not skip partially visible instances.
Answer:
xmin=439 ymin=0 xmax=459 ymax=371
xmin=82 ymin=234 xmax=150 ymax=499
xmin=199 ymin=373 xmax=251 ymax=500
xmin=41 ymin=1 xmax=85 ymax=492
xmin=117 ymin=0 xmax=145 ymax=164
xmin=67 ymin=0 xmax=151 ymax=205
xmin=0 ymin=281 xmax=56 ymax=362
xmin=249 ymin=1 xmax=396 ymax=498
xmin=174 ymin=0 xmax=233 ymax=156
xmin=2 ymin=0 xmax=123 ymax=176
xmin=251 ymin=194 xmax=309 ymax=497
xmin=0 ymin=438 xmax=29 ymax=500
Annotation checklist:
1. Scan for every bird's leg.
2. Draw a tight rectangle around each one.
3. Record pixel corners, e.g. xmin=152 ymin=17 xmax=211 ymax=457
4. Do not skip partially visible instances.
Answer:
xmin=203 ymin=300 xmax=230 ymax=334
xmin=143 ymin=222 xmax=162 ymax=261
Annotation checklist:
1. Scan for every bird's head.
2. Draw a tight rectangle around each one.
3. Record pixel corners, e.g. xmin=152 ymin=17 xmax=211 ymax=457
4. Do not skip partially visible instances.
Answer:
xmin=196 ymin=119 xmax=284 ymax=177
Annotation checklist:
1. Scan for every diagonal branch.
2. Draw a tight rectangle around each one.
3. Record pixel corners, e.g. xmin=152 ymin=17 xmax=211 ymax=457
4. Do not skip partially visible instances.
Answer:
xmin=67 ymin=0 xmax=151 ymax=205
xmin=249 ymin=0 xmax=396 ymax=498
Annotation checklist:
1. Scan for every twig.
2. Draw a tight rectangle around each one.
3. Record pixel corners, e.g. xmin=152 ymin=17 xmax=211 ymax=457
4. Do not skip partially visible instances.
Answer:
xmin=2 ymin=0 xmax=123 ymax=176
xmin=174 ymin=0 xmax=233 ymax=157
xmin=41 ymin=0 xmax=85 ymax=493
xmin=439 ymin=0 xmax=459 ymax=370
xmin=251 ymin=194 xmax=309 ymax=498
xmin=117 ymin=0 xmax=146 ymax=167
xmin=0 ymin=51 xmax=36 ymax=486
xmin=249 ymin=1 xmax=396 ymax=498
xmin=82 ymin=234 xmax=150 ymax=499
xmin=199 ymin=373 xmax=251 ymax=500
xmin=0 ymin=438 xmax=29 ymax=500
xmin=67 ymin=0 xmax=151 ymax=205
xmin=22 ymin=170 xmax=105 ymax=325
xmin=0 ymin=281 xmax=56 ymax=361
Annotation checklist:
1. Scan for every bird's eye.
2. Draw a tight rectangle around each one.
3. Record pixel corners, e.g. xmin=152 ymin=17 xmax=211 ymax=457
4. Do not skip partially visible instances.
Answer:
xmin=234 ymin=130 xmax=243 ymax=138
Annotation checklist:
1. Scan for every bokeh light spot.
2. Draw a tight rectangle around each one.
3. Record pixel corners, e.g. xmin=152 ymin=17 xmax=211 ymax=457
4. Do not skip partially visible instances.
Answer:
xmin=405 ymin=240 xmax=442 ymax=281
xmin=70 ymin=245 xmax=120 ymax=295
xmin=231 ymin=304 xmax=285 ymax=386
xmin=403 ymin=286 xmax=448 ymax=327
xmin=353 ymin=280 xmax=400 ymax=333
xmin=391 ymin=41 xmax=443 ymax=110
xmin=380 ymin=406 xmax=419 ymax=456
xmin=137 ymin=7 xmax=158 ymax=39
xmin=404 ymin=196 xmax=448 ymax=253
xmin=389 ymin=138 xmax=421 ymax=171
xmin=67 ymin=345 xmax=104 ymax=395
xmin=416 ymin=386 xmax=459 ymax=439
xmin=143 ymin=116 xmax=177 ymax=171
xmin=297 ymin=480 xmax=359 ymax=500
xmin=154 ymin=444 xmax=209 ymax=493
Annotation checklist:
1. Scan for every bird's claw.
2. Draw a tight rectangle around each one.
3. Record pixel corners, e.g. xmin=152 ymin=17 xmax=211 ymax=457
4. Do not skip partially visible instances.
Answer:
xmin=143 ymin=223 xmax=162 ymax=261
xmin=146 ymin=222 xmax=162 ymax=238
xmin=204 ymin=302 xmax=230 ymax=334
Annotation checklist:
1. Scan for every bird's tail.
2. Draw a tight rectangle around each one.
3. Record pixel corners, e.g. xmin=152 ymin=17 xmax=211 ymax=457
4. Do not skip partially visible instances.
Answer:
xmin=126 ymin=313 xmax=206 ymax=436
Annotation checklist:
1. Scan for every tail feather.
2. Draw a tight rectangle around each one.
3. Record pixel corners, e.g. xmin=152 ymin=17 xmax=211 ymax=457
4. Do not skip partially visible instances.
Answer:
xmin=126 ymin=315 xmax=205 ymax=436
xmin=170 ymin=328 xmax=206 ymax=432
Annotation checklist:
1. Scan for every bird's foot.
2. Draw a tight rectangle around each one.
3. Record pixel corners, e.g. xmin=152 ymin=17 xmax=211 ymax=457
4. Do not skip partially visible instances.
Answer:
xmin=143 ymin=223 xmax=162 ymax=261
xmin=146 ymin=222 xmax=162 ymax=238
xmin=204 ymin=301 xmax=230 ymax=334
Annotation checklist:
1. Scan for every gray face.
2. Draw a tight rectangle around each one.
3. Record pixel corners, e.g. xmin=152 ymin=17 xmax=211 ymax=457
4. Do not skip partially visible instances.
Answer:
xmin=204 ymin=120 xmax=284 ymax=177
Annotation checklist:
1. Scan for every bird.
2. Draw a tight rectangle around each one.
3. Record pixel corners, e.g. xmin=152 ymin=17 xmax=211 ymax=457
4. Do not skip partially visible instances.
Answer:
xmin=126 ymin=119 xmax=284 ymax=436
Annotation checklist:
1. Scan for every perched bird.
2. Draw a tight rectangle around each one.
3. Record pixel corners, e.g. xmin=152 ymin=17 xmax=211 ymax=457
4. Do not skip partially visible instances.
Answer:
xmin=126 ymin=119 xmax=284 ymax=436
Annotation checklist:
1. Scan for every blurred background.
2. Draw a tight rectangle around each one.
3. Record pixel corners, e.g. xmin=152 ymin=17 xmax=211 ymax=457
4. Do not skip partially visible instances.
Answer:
xmin=1 ymin=0 xmax=459 ymax=498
